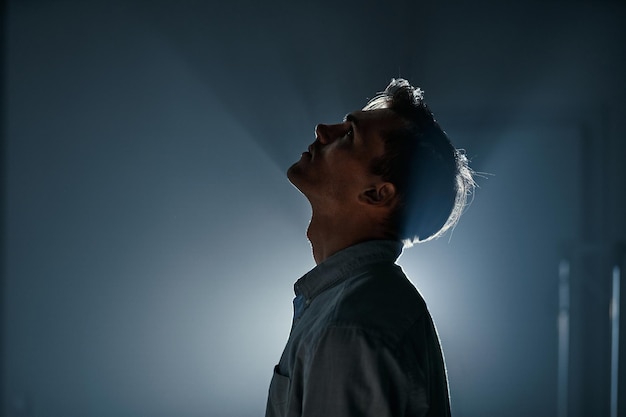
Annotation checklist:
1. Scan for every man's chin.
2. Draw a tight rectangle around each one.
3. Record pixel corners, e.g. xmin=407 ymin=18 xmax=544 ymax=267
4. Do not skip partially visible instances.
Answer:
xmin=286 ymin=163 xmax=301 ymax=186
xmin=286 ymin=163 xmax=309 ymax=194
xmin=287 ymin=156 xmax=306 ymax=176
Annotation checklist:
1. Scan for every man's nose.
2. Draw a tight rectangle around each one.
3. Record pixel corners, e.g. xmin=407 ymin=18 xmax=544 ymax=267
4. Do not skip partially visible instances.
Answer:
xmin=315 ymin=123 xmax=334 ymax=145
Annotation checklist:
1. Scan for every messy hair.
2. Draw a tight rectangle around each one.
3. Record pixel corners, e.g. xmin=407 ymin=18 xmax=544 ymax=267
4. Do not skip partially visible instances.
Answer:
xmin=364 ymin=78 xmax=475 ymax=246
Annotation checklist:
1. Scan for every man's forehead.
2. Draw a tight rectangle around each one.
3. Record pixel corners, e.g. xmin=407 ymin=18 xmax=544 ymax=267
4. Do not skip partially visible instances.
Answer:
xmin=344 ymin=108 xmax=402 ymax=129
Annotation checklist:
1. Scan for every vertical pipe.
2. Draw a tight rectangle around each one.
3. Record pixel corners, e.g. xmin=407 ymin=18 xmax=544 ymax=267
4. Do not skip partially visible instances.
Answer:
xmin=0 ymin=2 xmax=7 ymax=416
xmin=558 ymin=259 xmax=571 ymax=417
xmin=610 ymin=265 xmax=621 ymax=417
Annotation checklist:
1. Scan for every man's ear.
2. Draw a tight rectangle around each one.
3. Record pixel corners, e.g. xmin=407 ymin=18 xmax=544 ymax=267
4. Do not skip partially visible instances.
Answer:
xmin=359 ymin=182 xmax=397 ymax=207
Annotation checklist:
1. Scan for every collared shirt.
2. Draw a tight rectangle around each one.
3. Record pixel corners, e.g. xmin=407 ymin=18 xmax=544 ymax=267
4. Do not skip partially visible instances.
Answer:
xmin=265 ymin=240 xmax=451 ymax=417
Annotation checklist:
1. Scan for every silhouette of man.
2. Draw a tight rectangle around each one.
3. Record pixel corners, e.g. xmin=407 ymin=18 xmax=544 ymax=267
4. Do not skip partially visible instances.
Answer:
xmin=265 ymin=79 xmax=474 ymax=417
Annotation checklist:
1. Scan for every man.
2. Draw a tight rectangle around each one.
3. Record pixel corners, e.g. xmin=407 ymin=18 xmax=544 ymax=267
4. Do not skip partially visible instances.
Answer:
xmin=265 ymin=79 xmax=474 ymax=417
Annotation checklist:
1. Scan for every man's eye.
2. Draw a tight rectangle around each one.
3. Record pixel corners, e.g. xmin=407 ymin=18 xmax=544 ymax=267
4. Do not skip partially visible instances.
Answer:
xmin=345 ymin=128 xmax=354 ymax=139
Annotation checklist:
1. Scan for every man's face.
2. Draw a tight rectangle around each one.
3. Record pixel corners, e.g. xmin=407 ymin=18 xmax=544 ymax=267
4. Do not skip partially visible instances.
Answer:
xmin=287 ymin=108 xmax=402 ymax=208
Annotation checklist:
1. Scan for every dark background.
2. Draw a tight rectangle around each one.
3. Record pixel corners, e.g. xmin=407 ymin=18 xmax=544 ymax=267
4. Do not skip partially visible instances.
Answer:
xmin=3 ymin=1 xmax=626 ymax=416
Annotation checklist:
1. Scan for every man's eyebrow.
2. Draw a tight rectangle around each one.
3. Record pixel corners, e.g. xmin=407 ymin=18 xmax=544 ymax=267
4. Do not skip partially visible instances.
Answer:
xmin=343 ymin=113 xmax=358 ymax=125
xmin=343 ymin=113 xmax=364 ymax=142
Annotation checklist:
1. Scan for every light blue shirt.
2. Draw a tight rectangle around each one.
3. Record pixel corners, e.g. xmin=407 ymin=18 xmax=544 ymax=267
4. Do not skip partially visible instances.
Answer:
xmin=266 ymin=240 xmax=451 ymax=417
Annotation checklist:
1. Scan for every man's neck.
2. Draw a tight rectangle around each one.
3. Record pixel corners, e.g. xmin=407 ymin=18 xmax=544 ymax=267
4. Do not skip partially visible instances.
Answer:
xmin=306 ymin=208 xmax=394 ymax=265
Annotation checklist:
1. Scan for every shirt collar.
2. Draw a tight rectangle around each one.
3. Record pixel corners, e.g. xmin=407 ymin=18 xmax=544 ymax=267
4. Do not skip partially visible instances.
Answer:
xmin=294 ymin=240 xmax=403 ymax=301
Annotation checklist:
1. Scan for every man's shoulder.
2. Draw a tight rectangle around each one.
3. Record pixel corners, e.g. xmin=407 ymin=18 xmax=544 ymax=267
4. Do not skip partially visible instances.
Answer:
xmin=328 ymin=263 xmax=429 ymax=343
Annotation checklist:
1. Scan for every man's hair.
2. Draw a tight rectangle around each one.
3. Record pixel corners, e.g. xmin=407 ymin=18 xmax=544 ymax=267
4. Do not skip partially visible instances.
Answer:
xmin=363 ymin=78 xmax=475 ymax=246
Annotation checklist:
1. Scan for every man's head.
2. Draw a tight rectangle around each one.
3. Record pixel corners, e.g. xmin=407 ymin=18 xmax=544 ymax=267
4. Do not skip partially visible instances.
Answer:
xmin=288 ymin=78 xmax=474 ymax=246
xmin=362 ymin=78 xmax=474 ymax=245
